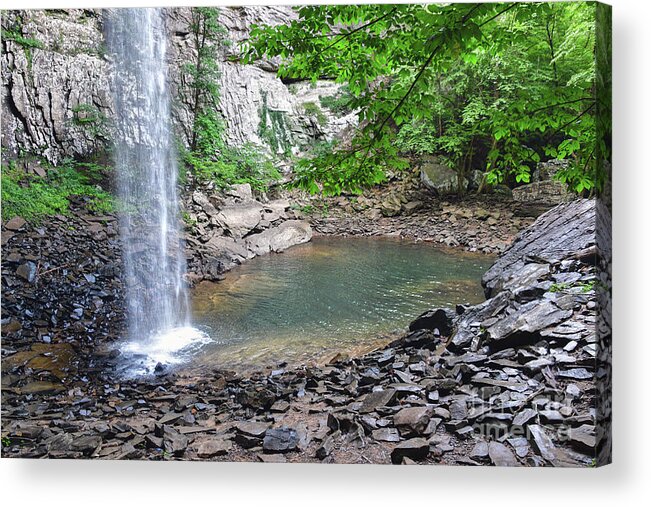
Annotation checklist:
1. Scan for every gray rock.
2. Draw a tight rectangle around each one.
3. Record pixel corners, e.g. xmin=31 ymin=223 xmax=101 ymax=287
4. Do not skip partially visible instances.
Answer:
xmin=217 ymin=202 xmax=264 ymax=238
xmin=372 ymin=427 xmax=400 ymax=442
xmin=316 ymin=433 xmax=336 ymax=459
xmin=16 ymin=262 xmax=37 ymax=283
xmin=567 ymin=425 xmax=596 ymax=454
xmin=557 ymin=368 xmax=593 ymax=380
xmin=528 ymin=424 xmax=559 ymax=463
xmin=246 ymin=220 xmax=312 ymax=256
xmin=470 ymin=440 xmax=489 ymax=460
xmin=512 ymin=408 xmax=537 ymax=427
xmin=5 ymin=216 xmax=26 ymax=231
xmin=482 ymin=199 xmax=597 ymax=298
xmin=225 ymin=183 xmax=253 ymax=201
xmin=449 ymin=400 xmax=468 ymax=420
xmin=197 ymin=439 xmax=232 ymax=458
xmin=234 ymin=420 xmax=269 ymax=437
xmin=163 ymin=427 xmax=188 ymax=456
xmin=488 ymin=441 xmax=518 ymax=466
xmin=393 ymin=406 xmax=432 ymax=436
xmin=390 ymin=438 xmax=430 ymax=464
xmin=486 ymin=300 xmax=572 ymax=344
xmin=358 ymin=389 xmax=396 ymax=414
xmin=420 ymin=157 xmax=465 ymax=195
xmin=263 ymin=427 xmax=299 ymax=453
xmin=409 ymin=308 xmax=455 ymax=335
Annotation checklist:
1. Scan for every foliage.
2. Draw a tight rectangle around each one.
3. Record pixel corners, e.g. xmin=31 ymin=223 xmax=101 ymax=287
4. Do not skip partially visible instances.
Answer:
xmin=71 ymin=103 xmax=109 ymax=140
xmin=245 ymin=2 xmax=609 ymax=195
xmin=184 ymin=142 xmax=280 ymax=192
xmin=1 ymin=159 xmax=114 ymax=222
xmin=302 ymin=101 xmax=327 ymax=128
xmin=258 ymin=90 xmax=292 ymax=156
xmin=181 ymin=7 xmax=281 ymax=192
xmin=318 ymin=85 xmax=354 ymax=116
xmin=1 ymin=29 xmax=43 ymax=50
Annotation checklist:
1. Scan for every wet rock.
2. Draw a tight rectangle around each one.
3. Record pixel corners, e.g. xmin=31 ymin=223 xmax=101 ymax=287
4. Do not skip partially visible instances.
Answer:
xmin=263 ymin=427 xmax=298 ymax=453
xmin=391 ymin=438 xmax=430 ymax=464
xmin=409 ymin=308 xmax=455 ymax=335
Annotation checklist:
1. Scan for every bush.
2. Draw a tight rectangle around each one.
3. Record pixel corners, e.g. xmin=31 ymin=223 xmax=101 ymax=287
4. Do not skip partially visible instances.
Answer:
xmin=1 ymin=160 xmax=114 ymax=222
xmin=184 ymin=142 xmax=281 ymax=193
xmin=318 ymin=86 xmax=354 ymax=116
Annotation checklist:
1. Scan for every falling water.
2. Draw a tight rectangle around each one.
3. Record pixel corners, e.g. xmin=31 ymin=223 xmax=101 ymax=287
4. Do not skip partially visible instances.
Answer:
xmin=106 ymin=8 xmax=210 ymax=373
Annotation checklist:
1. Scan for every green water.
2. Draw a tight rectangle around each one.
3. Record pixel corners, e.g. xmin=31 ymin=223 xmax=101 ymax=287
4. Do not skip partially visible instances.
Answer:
xmin=191 ymin=236 xmax=493 ymax=371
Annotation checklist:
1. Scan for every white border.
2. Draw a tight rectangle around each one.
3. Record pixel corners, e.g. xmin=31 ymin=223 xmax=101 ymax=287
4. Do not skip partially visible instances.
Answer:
xmin=2 ymin=1 xmax=650 ymax=505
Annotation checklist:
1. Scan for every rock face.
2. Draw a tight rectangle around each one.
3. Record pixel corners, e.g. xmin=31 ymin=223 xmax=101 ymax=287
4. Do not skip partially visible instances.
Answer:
xmin=512 ymin=160 xmax=573 ymax=208
xmin=482 ymin=199 xmax=597 ymax=298
xmin=2 ymin=7 xmax=357 ymax=163
xmin=1 ymin=10 xmax=111 ymax=163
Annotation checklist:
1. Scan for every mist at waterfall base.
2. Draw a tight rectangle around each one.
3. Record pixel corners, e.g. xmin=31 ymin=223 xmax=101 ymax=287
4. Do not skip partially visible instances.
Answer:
xmin=107 ymin=8 xmax=211 ymax=376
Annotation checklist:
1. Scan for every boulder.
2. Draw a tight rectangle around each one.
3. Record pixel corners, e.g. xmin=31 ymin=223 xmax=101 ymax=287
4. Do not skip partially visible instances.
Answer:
xmin=192 ymin=190 xmax=218 ymax=216
xmin=420 ymin=158 xmax=465 ymax=195
xmin=204 ymin=235 xmax=249 ymax=262
xmin=246 ymin=220 xmax=312 ymax=256
xmin=217 ymin=202 xmax=264 ymax=238
xmin=225 ymin=183 xmax=253 ymax=201
xmin=482 ymin=199 xmax=599 ymax=298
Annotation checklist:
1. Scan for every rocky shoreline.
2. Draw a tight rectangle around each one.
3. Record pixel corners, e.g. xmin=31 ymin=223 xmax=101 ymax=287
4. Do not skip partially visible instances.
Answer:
xmin=1 ymin=197 xmax=611 ymax=466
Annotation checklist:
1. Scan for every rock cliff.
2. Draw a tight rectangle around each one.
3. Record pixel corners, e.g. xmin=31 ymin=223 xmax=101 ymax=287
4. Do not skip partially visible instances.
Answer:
xmin=1 ymin=7 xmax=355 ymax=164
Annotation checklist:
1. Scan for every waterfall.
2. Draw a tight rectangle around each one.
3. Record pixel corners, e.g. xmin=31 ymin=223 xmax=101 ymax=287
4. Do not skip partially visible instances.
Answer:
xmin=106 ymin=8 xmax=209 ymax=373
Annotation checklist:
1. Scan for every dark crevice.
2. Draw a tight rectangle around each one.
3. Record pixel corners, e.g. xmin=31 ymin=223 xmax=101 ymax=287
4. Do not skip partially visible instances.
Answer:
xmin=487 ymin=331 xmax=543 ymax=354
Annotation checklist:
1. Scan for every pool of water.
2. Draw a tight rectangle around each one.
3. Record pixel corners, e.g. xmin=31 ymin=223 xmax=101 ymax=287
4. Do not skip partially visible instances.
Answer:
xmin=190 ymin=236 xmax=494 ymax=371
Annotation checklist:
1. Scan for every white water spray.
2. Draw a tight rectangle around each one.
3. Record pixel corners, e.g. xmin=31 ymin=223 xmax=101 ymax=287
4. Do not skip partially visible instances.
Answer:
xmin=106 ymin=8 xmax=210 ymax=373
